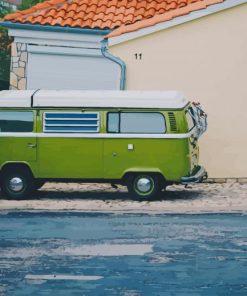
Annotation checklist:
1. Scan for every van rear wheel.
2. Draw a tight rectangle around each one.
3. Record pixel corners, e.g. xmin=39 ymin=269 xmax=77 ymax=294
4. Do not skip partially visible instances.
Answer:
xmin=127 ymin=174 xmax=161 ymax=200
xmin=1 ymin=167 xmax=34 ymax=200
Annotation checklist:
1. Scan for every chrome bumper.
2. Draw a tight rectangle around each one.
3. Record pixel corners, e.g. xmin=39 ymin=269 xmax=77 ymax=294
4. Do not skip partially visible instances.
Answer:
xmin=181 ymin=166 xmax=208 ymax=184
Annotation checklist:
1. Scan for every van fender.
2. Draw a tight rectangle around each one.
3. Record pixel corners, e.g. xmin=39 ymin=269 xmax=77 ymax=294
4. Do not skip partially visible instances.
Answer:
xmin=0 ymin=161 xmax=36 ymax=178
xmin=122 ymin=168 xmax=166 ymax=183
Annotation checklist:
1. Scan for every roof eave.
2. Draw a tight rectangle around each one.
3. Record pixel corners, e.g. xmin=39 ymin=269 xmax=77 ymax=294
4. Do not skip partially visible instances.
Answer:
xmin=0 ymin=21 xmax=112 ymax=35
xmin=107 ymin=0 xmax=247 ymax=46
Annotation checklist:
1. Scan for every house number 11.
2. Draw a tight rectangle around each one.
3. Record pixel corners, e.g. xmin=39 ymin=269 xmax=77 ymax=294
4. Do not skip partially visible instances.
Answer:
xmin=135 ymin=53 xmax=142 ymax=60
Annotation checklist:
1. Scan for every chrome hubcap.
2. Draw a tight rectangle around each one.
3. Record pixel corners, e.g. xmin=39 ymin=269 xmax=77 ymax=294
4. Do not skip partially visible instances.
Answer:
xmin=136 ymin=178 xmax=152 ymax=193
xmin=9 ymin=177 xmax=24 ymax=192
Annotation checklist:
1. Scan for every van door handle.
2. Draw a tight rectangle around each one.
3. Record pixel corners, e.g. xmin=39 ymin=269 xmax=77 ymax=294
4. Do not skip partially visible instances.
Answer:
xmin=27 ymin=143 xmax=37 ymax=148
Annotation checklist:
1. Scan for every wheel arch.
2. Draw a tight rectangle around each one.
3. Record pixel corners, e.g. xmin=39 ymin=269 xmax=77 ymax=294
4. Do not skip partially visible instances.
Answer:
xmin=0 ymin=162 xmax=34 ymax=178
xmin=122 ymin=169 xmax=166 ymax=185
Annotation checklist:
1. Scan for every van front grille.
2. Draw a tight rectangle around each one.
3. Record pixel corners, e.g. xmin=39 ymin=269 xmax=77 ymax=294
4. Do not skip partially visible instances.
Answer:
xmin=168 ymin=112 xmax=177 ymax=132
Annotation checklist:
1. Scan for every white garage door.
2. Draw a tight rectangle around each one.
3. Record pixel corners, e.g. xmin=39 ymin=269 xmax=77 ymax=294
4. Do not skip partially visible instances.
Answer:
xmin=27 ymin=45 xmax=121 ymax=90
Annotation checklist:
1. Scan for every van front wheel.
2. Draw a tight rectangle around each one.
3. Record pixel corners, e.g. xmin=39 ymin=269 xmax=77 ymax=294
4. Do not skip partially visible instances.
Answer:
xmin=127 ymin=174 xmax=161 ymax=200
xmin=1 ymin=168 xmax=34 ymax=200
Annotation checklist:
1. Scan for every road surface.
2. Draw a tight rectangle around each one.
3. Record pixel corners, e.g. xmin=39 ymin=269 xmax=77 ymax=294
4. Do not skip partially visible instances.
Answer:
xmin=1 ymin=182 xmax=247 ymax=213
xmin=0 ymin=212 xmax=247 ymax=295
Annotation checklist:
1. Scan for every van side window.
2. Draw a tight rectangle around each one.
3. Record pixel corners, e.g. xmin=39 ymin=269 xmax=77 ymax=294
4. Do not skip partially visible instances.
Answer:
xmin=108 ymin=113 xmax=120 ymax=133
xmin=0 ymin=111 xmax=33 ymax=132
xmin=107 ymin=112 xmax=166 ymax=134
xmin=43 ymin=112 xmax=99 ymax=133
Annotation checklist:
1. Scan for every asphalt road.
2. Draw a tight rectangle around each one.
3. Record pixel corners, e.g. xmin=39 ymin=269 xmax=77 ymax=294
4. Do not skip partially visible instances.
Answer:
xmin=0 ymin=212 xmax=247 ymax=295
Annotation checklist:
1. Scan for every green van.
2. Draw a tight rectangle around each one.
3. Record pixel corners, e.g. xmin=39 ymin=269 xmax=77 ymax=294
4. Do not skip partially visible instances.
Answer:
xmin=0 ymin=90 xmax=207 ymax=199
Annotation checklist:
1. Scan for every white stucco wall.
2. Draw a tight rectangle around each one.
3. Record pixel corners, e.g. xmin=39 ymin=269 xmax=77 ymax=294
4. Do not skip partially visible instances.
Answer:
xmin=109 ymin=3 xmax=247 ymax=178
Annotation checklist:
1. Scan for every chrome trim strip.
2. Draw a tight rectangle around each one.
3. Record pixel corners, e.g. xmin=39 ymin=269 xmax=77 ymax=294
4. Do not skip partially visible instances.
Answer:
xmin=0 ymin=130 xmax=194 ymax=139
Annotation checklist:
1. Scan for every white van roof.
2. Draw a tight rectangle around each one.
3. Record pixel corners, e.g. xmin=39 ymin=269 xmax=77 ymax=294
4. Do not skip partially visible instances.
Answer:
xmin=0 ymin=90 xmax=188 ymax=109
xmin=0 ymin=90 xmax=35 ymax=107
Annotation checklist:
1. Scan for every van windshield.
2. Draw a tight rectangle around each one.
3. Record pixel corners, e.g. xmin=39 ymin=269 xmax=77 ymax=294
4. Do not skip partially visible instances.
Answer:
xmin=186 ymin=108 xmax=195 ymax=132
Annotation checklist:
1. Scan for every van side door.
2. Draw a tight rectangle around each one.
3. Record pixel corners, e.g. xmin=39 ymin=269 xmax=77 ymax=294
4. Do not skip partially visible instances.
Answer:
xmin=0 ymin=110 xmax=37 ymax=164
xmin=104 ymin=111 xmax=167 ymax=179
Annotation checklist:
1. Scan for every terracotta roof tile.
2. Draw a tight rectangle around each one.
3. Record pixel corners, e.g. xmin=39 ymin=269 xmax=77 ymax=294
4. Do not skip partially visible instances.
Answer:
xmin=33 ymin=15 xmax=43 ymax=23
xmin=104 ymin=12 xmax=116 ymax=23
xmin=107 ymin=0 xmax=224 ymax=37
xmin=135 ymin=7 xmax=146 ymax=17
xmin=46 ymin=8 xmax=57 ymax=17
xmin=104 ymin=5 xmax=116 ymax=14
xmin=91 ymin=19 xmax=103 ymax=28
xmin=125 ymin=6 xmax=135 ymax=15
xmin=70 ymin=3 xmax=78 ymax=10
xmin=123 ymin=12 xmax=134 ymax=23
xmin=97 ymin=0 xmax=107 ymax=6
xmin=62 ymin=17 xmax=74 ymax=26
xmin=83 ymin=11 xmax=94 ymax=21
xmin=146 ymin=2 xmax=158 ymax=10
xmin=136 ymin=1 xmax=147 ymax=10
xmin=2 ymin=0 xmax=225 ymax=31
xmin=55 ymin=9 xmax=66 ymax=17
xmin=66 ymin=10 xmax=76 ymax=18
xmin=77 ymin=3 xmax=87 ymax=12
xmin=51 ymin=16 xmax=63 ymax=25
xmin=144 ymin=8 xmax=157 ymax=18
xmin=86 ymin=4 xmax=97 ymax=13
xmin=70 ymin=18 xmax=82 ymax=26
xmin=93 ymin=11 xmax=105 ymax=20
xmin=103 ymin=19 xmax=113 ymax=28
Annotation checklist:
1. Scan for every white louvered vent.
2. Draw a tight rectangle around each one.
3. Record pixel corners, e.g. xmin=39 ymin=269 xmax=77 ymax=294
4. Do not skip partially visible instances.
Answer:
xmin=43 ymin=112 xmax=99 ymax=133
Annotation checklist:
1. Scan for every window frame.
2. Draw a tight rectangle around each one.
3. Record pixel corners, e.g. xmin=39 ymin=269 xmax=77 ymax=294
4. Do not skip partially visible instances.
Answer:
xmin=107 ymin=111 xmax=166 ymax=134
xmin=107 ymin=112 xmax=120 ymax=133
xmin=43 ymin=111 xmax=100 ymax=133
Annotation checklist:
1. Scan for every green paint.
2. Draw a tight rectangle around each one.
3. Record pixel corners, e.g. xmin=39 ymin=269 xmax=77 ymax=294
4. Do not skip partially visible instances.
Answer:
xmin=0 ymin=106 xmax=202 ymax=183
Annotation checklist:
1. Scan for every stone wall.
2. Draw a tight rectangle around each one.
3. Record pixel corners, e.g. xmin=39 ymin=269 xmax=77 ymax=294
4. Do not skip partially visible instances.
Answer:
xmin=10 ymin=42 xmax=28 ymax=90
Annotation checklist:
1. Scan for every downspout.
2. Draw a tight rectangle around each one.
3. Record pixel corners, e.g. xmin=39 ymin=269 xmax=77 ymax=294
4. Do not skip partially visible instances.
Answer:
xmin=100 ymin=39 xmax=126 ymax=90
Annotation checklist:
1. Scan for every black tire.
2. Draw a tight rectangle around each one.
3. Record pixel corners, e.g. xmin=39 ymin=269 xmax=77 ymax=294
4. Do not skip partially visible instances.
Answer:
xmin=127 ymin=174 xmax=162 ymax=200
xmin=1 ymin=167 xmax=35 ymax=199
